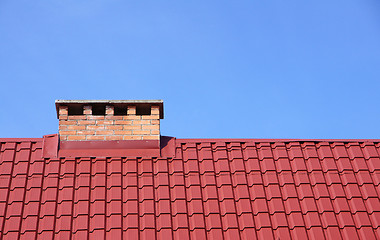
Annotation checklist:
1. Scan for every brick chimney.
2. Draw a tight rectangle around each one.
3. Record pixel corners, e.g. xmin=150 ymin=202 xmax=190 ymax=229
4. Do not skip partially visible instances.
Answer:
xmin=56 ymin=100 xmax=163 ymax=141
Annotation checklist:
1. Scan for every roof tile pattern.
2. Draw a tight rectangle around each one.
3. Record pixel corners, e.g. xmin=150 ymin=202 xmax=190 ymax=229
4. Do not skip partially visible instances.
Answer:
xmin=0 ymin=139 xmax=380 ymax=239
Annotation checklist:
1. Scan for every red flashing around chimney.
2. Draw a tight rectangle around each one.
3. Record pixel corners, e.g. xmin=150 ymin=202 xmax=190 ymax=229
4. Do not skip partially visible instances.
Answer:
xmin=42 ymin=134 xmax=176 ymax=158
xmin=42 ymin=134 xmax=59 ymax=158
xmin=59 ymin=139 xmax=160 ymax=157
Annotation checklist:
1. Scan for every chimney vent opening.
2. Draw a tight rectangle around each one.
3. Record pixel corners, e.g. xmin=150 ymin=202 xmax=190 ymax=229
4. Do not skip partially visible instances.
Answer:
xmin=114 ymin=105 xmax=127 ymax=116
xmin=68 ymin=105 xmax=83 ymax=115
xmin=136 ymin=104 xmax=151 ymax=116
xmin=91 ymin=104 xmax=106 ymax=116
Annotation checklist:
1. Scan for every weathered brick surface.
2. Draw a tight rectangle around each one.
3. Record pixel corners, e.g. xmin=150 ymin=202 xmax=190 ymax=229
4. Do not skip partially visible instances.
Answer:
xmin=106 ymin=106 xmax=114 ymax=115
xmin=143 ymin=125 xmax=160 ymax=130
xmin=58 ymin=104 xmax=161 ymax=141
xmin=123 ymin=135 xmax=142 ymax=140
xmin=67 ymin=125 xmax=86 ymax=130
xmin=142 ymin=135 xmax=160 ymax=140
xmin=87 ymin=125 xmax=105 ymax=130
xmin=68 ymin=115 xmax=86 ymax=120
xmin=86 ymin=135 xmax=104 ymax=140
xmin=105 ymin=125 xmax=123 ymax=130
xmin=124 ymin=125 xmax=141 ymax=130
xmin=83 ymin=105 xmax=92 ymax=115
xmin=105 ymin=115 xmax=123 ymax=120
xmin=67 ymin=135 xmax=86 ymax=141
xmin=127 ymin=106 xmax=136 ymax=115
xmin=105 ymin=135 xmax=123 ymax=140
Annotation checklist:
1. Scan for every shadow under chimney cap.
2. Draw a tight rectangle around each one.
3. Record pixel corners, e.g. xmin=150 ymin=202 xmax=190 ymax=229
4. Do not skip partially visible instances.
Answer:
xmin=55 ymin=100 xmax=164 ymax=118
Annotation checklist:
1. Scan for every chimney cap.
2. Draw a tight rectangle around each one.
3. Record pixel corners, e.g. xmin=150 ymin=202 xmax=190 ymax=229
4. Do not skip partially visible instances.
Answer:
xmin=55 ymin=99 xmax=164 ymax=118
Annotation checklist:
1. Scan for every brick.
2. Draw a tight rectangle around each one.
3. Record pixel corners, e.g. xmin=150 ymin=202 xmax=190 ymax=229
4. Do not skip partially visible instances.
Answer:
xmin=67 ymin=135 xmax=86 ymax=141
xmin=105 ymin=115 xmax=123 ymax=120
xmin=125 ymin=116 xmax=141 ymax=120
xmin=78 ymin=120 xmax=96 ymax=125
xmin=59 ymin=106 xmax=68 ymax=115
xmin=115 ymin=120 xmax=132 ymax=125
xmin=151 ymin=130 xmax=160 ymax=135
xmin=96 ymin=120 xmax=113 ymax=125
xmin=114 ymin=131 xmax=132 ymax=135
xmin=59 ymin=125 xmax=68 ymax=130
xmin=59 ymin=131 xmax=77 ymax=135
xmin=77 ymin=130 xmax=96 ymax=135
xmin=106 ymin=105 xmax=114 ymax=115
xmin=83 ymin=105 xmax=92 ymax=115
xmin=67 ymin=125 xmax=86 ymax=130
xmin=133 ymin=130 xmax=150 ymax=135
xmin=96 ymin=130 xmax=114 ymax=135
xmin=87 ymin=125 xmax=105 ymax=130
xmin=142 ymin=125 xmax=160 ymax=130
xmin=87 ymin=136 xmax=105 ymax=140
xmin=127 ymin=106 xmax=136 ymax=115
xmin=59 ymin=120 xmax=77 ymax=125
xmin=59 ymin=115 xmax=68 ymax=120
xmin=142 ymin=115 xmax=160 ymax=120
xmin=86 ymin=116 xmax=105 ymax=120
xmin=124 ymin=125 xmax=141 ymax=130
xmin=124 ymin=135 xmax=142 ymax=140
xmin=142 ymin=135 xmax=160 ymax=140
xmin=151 ymin=106 xmax=160 ymax=115
xmin=60 ymin=135 xmax=68 ymax=141
xmin=68 ymin=115 xmax=86 ymax=120
xmin=151 ymin=120 xmax=160 ymax=125
xmin=105 ymin=136 xmax=123 ymax=140
xmin=105 ymin=125 xmax=123 ymax=130
xmin=133 ymin=120 xmax=150 ymax=125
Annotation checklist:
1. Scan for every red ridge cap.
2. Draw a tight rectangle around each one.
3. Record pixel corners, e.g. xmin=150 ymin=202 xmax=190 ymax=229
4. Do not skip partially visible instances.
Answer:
xmin=42 ymin=134 xmax=59 ymax=158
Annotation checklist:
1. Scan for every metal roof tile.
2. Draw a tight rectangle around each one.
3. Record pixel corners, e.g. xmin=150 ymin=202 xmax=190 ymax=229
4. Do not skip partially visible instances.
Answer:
xmin=369 ymin=212 xmax=380 ymax=228
xmin=249 ymin=185 xmax=266 ymax=200
xmin=257 ymin=228 xmax=274 ymax=240
xmin=316 ymin=198 xmax=334 ymax=213
xmin=187 ymin=199 xmax=203 ymax=215
xmin=254 ymin=213 xmax=271 ymax=229
xmin=284 ymin=198 xmax=301 ymax=214
xmin=273 ymin=227 xmax=290 ymax=240
xmin=357 ymin=226 xmax=377 ymax=240
xmin=271 ymin=213 xmax=288 ymax=229
xmin=291 ymin=228 xmax=309 ymax=240
xmin=124 ymin=214 xmax=138 ymax=229
xmin=281 ymin=184 xmax=297 ymax=200
xmin=156 ymin=213 xmax=171 ymax=230
xmin=0 ymin=138 xmax=379 ymax=238
xmin=341 ymin=226 xmax=360 ymax=240
xmin=287 ymin=212 xmax=304 ymax=229
xmin=304 ymin=212 xmax=322 ymax=229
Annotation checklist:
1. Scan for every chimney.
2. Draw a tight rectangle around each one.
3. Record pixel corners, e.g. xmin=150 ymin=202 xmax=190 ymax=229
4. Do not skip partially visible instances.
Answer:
xmin=56 ymin=100 xmax=163 ymax=142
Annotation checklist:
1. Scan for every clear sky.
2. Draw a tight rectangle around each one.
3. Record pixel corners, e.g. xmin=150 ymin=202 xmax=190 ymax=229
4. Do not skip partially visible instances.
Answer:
xmin=1 ymin=1 xmax=380 ymax=139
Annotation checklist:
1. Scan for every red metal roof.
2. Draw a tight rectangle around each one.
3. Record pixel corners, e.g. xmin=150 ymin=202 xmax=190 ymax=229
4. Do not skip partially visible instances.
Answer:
xmin=0 ymin=137 xmax=380 ymax=239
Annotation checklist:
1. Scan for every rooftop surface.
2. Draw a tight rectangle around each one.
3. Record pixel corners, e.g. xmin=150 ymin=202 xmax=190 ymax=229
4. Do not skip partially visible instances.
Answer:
xmin=0 ymin=137 xmax=379 ymax=239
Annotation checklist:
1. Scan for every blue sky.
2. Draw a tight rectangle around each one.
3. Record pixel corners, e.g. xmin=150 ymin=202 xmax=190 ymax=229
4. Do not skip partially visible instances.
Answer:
xmin=1 ymin=1 xmax=380 ymax=139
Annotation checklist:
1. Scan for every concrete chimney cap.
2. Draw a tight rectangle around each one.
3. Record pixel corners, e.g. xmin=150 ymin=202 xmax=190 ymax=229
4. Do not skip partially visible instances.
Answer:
xmin=55 ymin=100 xmax=164 ymax=118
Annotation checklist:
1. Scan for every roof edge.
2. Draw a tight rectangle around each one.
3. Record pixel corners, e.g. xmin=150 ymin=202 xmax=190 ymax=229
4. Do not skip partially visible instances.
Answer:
xmin=0 ymin=138 xmax=43 ymax=142
xmin=176 ymin=138 xmax=380 ymax=143
xmin=1 ymin=137 xmax=379 ymax=143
